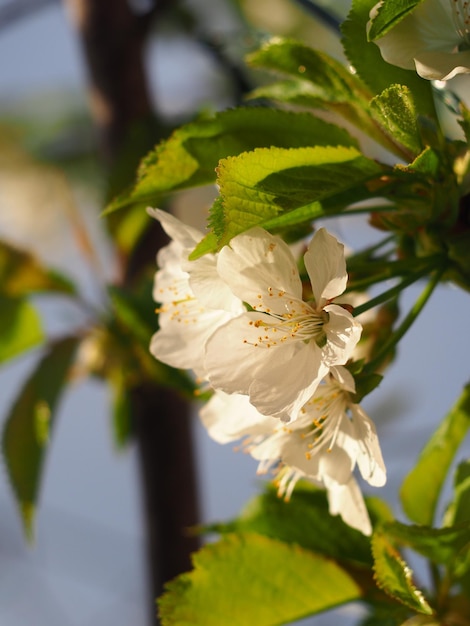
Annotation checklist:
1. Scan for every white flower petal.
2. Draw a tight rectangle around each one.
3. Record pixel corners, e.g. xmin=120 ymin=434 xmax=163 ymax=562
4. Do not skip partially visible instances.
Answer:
xmin=217 ymin=227 xmax=303 ymax=314
xmin=330 ymin=365 xmax=356 ymax=393
xmin=318 ymin=444 xmax=355 ymax=485
xmin=205 ymin=312 xmax=299 ymax=398
xmin=249 ymin=342 xmax=328 ymax=420
xmin=147 ymin=207 xmax=202 ymax=249
xmin=153 ymin=248 xmax=192 ymax=303
xmin=325 ymin=476 xmax=373 ymax=536
xmin=415 ymin=50 xmax=470 ymax=80
xmin=304 ymin=228 xmax=347 ymax=306
xmin=151 ymin=306 xmax=234 ymax=376
xmin=350 ymin=405 xmax=387 ymax=487
xmin=200 ymin=391 xmax=275 ymax=444
xmin=322 ymin=304 xmax=362 ymax=365
xmin=188 ymin=254 xmax=244 ymax=313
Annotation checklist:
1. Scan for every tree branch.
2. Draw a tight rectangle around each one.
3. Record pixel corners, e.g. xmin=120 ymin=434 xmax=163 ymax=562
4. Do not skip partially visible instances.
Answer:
xmin=64 ymin=1 xmax=200 ymax=623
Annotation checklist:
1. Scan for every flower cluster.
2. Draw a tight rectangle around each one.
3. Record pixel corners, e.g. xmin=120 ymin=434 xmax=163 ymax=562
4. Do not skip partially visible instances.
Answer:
xmin=148 ymin=208 xmax=386 ymax=535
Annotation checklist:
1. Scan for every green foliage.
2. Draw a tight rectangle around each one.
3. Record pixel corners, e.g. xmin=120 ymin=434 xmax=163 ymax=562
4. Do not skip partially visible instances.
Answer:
xmin=370 ymin=85 xmax=422 ymax=155
xmin=205 ymin=483 xmax=393 ymax=568
xmin=0 ymin=296 xmax=44 ymax=364
xmin=158 ymin=532 xmax=362 ymax=626
xmin=0 ymin=241 xmax=75 ymax=296
xmin=247 ymin=39 xmax=406 ymax=157
xmin=367 ymin=0 xmax=425 ymax=40
xmin=372 ymin=530 xmax=434 ymax=615
xmin=2 ymin=336 xmax=78 ymax=540
xmin=105 ymin=108 xmax=357 ymax=214
xmin=380 ymin=520 xmax=470 ymax=572
xmin=341 ymin=0 xmax=435 ymax=118
xmin=248 ymin=38 xmax=371 ymax=105
xmin=445 ymin=460 xmax=470 ymax=526
xmin=458 ymin=103 xmax=470 ymax=146
xmin=400 ymin=384 xmax=470 ymax=525
xmin=190 ymin=145 xmax=383 ymax=256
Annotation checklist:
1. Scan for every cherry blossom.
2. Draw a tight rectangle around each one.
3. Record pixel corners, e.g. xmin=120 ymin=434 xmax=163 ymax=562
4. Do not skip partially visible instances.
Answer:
xmin=148 ymin=208 xmax=243 ymax=378
xmin=204 ymin=227 xmax=362 ymax=421
xmin=200 ymin=366 xmax=386 ymax=535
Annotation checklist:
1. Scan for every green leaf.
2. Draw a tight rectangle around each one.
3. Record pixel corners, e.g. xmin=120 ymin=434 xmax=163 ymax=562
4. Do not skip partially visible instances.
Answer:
xmin=341 ymin=0 xmax=435 ymax=118
xmin=458 ymin=103 xmax=470 ymax=145
xmin=370 ymin=85 xmax=422 ymax=155
xmin=158 ymin=533 xmax=362 ymax=626
xmin=367 ymin=0 xmax=425 ymax=40
xmin=2 ymin=336 xmax=78 ymax=540
xmin=445 ymin=460 xmax=470 ymax=526
xmin=247 ymin=39 xmax=422 ymax=159
xmin=372 ymin=530 xmax=434 ymax=615
xmin=205 ymin=483 xmax=390 ymax=568
xmin=0 ymin=296 xmax=44 ymax=364
xmin=400 ymin=384 xmax=470 ymax=525
xmin=381 ymin=520 xmax=470 ymax=568
xmin=105 ymin=108 xmax=357 ymax=214
xmin=0 ymin=241 xmax=75 ymax=296
xmin=248 ymin=39 xmax=371 ymax=105
xmin=214 ymin=145 xmax=383 ymax=245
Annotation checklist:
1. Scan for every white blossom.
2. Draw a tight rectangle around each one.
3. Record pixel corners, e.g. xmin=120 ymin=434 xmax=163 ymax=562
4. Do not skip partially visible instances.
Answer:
xmin=204 ymin=227 xmax=362 ymax=421
xmin=369 ymin=0 xmax=470 ymax=80
xmin=148 ymin=208 xmax=243 ymax=378
xmin=200 ymin=366 xmax=386 ymax=535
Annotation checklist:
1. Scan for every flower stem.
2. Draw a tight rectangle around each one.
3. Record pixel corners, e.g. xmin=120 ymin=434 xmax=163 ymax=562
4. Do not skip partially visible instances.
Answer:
xmin=363 ymin=267 xmax=444 ymax=374
xmin=346 ymin=234 xmax=395 ymax=262
xmin=352 ymin=262 xmax=439 ymax=317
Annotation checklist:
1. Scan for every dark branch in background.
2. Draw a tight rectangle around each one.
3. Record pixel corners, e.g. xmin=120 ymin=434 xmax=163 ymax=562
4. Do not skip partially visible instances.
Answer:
xmin=291 ymin=0 xmax=342 ymax=34
xmin=64 ymin=1 xmax=200 ymax=624
xmin=65 ymin=0 xmax=156 ymax=163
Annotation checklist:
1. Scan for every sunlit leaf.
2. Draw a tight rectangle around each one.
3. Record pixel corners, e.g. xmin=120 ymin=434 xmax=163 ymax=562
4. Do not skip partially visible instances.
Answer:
xmin=105 ymin=108 xmax=357 ymax=214
xmin=247 ymin=39 xmax=423 ymax=158
xmin=367 ymin=0 xmax=425 ymax=40
xmin=159 ymin=533 xmax=362 ymax=626
xmin=2 ymin=336 xmax=78 ymax=540
xmin=400 ymin=384 xmax=470 ymax=525
xmin=380 ymin=520 xmax=470 ymax=568
xmin=205 ymin=483 xmax=392 ymax=569
xmin=0 ymin=296 xmax=44 ymax=363
xmin=370 ymin=85 xmax=422 ymax=155
xmin=341 ymin=0 xmax=435 ymax=118
xmin=248 ymin=39 xmax=370 ymax=104
xmin=211 ymin=145 xmax=383 ymax=246
xmin=372 ymin=530 xmax=434 ymax=615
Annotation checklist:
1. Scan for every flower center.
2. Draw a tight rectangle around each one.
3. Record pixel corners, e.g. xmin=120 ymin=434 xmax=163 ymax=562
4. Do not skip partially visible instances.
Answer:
xmin=300 ymin=380 xmax=350 ymax=455
xmin=245 ymin=299 xmax=329 ymax=348
xmin=451 ymin=0 xmax=470 ymax=46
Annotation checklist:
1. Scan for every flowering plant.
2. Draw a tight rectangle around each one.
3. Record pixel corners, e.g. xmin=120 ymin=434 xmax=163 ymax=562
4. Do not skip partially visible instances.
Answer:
xmin=1 ymin=0 xmax=470 ymax=624
xmin=116 ymin=0 xmax=470 ymax=622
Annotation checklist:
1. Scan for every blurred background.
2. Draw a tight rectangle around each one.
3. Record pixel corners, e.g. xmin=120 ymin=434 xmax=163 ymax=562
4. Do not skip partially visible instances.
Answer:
xmin=0 ymin=1 xmax=469 ymax=625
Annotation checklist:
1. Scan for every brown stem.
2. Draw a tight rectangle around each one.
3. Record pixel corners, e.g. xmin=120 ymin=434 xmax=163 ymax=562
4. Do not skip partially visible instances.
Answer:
xmin=64 ymin=1 xmax=200 ymax=623
xmin=65 ymin=0 xmax=155 ymax=163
